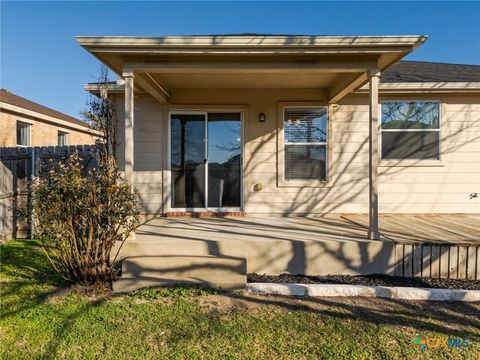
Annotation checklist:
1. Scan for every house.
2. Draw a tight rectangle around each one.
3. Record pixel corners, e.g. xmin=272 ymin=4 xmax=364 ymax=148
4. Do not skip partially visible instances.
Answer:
xmin=77 ymin=35 xmax=480 ymax=290
xmin=0 ymin=89 xmax=94 ymax=147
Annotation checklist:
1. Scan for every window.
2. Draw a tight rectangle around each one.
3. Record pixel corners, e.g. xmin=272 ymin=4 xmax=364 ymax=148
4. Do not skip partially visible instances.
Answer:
xmin=16 ymin=121 xmax=31 ymax=146
xmin=381 ymin=101 xmax=440 ymax=160
xmin=58 ymin=131 xmax=68 ymax=146
xmin=283 ymin=107 xmax=328 ymax=180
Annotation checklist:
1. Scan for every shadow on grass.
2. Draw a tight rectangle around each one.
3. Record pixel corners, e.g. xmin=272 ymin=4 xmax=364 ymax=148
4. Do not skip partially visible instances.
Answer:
xmin=1 ymin=240 xmax=111 ymax=358
xmin=0 ymin=239 xmax=60 ymax=282
xmin=0 ymin=240 xmax=67 ymax=321
xmin=224 ymin=291 xmax=480 ymax=341
xmin=0 ymin=240 xmax=66 ymax=319
xmin=2 ymin=240 xmax=479 ymax=357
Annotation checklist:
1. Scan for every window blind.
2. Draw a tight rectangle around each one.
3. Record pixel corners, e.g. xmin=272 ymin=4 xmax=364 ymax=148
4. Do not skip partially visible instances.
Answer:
xmin=284 ymin=108 xmax=327 ymax=181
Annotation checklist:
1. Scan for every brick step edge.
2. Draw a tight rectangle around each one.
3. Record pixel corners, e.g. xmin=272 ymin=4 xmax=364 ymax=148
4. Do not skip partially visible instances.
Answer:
xmin=247 ymin=283 xmax=480 ymax=302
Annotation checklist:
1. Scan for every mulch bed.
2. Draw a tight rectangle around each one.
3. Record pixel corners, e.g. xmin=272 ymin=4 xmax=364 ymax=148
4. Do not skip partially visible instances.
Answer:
xmin=247 ymin=273 xmax=480 ymax=290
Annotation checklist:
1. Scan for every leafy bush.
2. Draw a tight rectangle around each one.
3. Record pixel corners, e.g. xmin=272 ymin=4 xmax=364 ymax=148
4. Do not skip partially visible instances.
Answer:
xmin=32 ymin=154 xmax=139 ymax=284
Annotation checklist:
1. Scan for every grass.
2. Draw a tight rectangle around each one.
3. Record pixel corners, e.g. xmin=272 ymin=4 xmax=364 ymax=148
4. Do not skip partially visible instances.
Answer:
xmin=1 ymin=240 xmax=479 ymax=359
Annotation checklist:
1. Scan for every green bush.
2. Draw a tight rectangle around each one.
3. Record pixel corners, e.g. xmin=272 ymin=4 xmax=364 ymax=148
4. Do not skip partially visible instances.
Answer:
xmin=32 ymin=154 xmax=139 ymax=285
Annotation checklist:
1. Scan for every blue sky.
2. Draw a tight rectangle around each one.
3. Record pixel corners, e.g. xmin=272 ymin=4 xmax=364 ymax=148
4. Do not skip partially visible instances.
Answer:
xmin=1 ymin=1 xmax=479 ymax=118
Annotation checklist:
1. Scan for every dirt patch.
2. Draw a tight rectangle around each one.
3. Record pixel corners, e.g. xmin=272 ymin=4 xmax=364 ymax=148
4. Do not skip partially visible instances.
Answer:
xmin=46 ymin=282 xmax=113 ymax=302
xmin=197 ymin=292 xmax=260 ymax=314
xmin=196 ymin=292 xmax=480 ymax=332
xmin=248 ymin=273 xmax=480 ymax=290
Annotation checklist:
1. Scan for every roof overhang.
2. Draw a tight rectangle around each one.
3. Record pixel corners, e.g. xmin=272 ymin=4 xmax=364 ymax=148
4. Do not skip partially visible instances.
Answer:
xmin=77 ymin=35 xmax=428 ymax=103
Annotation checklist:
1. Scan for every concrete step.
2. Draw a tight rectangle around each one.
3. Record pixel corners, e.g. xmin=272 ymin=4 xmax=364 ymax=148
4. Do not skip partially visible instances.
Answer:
xmin=116 ymin=239 xmax=228 ymax=259
xmin=113 ymin=255 xmax=247 ymax=293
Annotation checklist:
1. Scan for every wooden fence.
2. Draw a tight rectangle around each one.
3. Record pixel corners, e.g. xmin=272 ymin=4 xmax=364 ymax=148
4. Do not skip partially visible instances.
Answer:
xmin=0 ymin=145 xmax=102 ymax=241
xmin=394 ymin=243 xmax=479 ymax=280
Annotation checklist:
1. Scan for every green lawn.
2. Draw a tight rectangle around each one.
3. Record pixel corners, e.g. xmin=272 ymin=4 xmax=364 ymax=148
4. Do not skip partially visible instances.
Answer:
xmin=1 ymin=240 xmax=479 ymax=360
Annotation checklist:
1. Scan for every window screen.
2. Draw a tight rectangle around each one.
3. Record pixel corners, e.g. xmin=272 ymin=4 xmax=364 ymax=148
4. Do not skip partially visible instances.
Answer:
xmin=381 ymin=101 xmax=440 ymax=160
xmin=284 ymin=108 xmax=327 ymax=180
xmin=16 ymin=122 xmax=31 ymax=146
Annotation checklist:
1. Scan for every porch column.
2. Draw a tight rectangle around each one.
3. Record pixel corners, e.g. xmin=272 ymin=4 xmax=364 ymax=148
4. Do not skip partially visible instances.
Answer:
xmin=124 ymin=71 xmax=135 ymax=188
xmin=368 ymin=68 xmax=380 ymax=240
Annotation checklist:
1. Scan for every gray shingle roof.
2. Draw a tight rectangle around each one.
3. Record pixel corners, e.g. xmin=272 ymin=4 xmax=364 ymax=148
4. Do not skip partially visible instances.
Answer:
xmin=381 ymin=61 xmax=480 ymax=83
xmin=0 ymin=89 xmax=88 ymax=127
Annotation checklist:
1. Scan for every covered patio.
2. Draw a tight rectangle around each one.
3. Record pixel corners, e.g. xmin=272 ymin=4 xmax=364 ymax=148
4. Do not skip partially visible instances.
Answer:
xmin=77 ymin=35 xmax=429 ymax=240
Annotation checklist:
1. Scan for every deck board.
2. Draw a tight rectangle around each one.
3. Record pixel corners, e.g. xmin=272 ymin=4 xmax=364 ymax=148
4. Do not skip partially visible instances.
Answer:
xmin=342 ymin=214 xmax=480 ymax=245
xmin=430 ymin=216 xmax=480 ymax=234
xmin=413 ymin=216 xmax=478 ymax=241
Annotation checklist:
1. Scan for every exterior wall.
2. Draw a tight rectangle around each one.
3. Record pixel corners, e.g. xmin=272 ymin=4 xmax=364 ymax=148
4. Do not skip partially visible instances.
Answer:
xmin=114 ymin=91 xmax=480 ymax=215
xmin=0 ymin=110 xmax=94 ymax=147
xmin=114 ymin=94 xmax=165 ymax=214
xmin=377 ymin=94 xmax=480 ymax=213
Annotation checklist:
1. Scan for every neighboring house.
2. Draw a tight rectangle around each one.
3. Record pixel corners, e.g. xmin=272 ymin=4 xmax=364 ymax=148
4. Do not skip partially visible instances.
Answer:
xmin=0 ymin=89 xmax=94 ymax=147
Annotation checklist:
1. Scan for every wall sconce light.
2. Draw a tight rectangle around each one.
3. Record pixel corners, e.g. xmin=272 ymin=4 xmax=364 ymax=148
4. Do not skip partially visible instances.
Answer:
xmin=259 ymin=113 xmax=266 ymax=122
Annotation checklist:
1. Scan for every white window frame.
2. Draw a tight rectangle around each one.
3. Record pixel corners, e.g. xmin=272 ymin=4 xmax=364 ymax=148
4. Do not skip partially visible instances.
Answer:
xmin=277 ymin=102 xmax=330 ymax=187
xmin=57 ymin=130 xmax=69 ymax=146
xmin=379 ymin=100 xmax=443 ymax=166
xmin=16 ymin=120 xmax=32 ymax=147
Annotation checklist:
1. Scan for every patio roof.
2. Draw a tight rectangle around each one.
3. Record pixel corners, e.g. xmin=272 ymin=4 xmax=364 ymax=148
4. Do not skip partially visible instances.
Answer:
xmin=77 ymin=34 xmax=427 ymax=104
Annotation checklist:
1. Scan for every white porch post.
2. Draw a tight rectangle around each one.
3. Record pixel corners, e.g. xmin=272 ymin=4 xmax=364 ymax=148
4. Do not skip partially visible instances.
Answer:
xmin=124 ymin=71 xmax=135 ymax=188
xmin=368 ymin=68 xmax=380 ymax=240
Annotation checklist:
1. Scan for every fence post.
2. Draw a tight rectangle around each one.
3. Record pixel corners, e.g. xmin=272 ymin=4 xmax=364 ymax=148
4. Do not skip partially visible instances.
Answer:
xmin=30 ymin=147 xmax=35 ymax=239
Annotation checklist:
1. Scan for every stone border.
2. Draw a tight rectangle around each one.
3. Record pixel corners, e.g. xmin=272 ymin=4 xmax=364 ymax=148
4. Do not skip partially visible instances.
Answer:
xmin=247 ymin=283 xmax=480 ymax=302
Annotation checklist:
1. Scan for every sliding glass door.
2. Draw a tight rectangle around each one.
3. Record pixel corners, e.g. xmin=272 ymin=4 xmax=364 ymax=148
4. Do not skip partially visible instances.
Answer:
xmin=170 ymin=114 xmax=206 ymax=209
xmin=170 ymin=112 xmax=242 ymax=211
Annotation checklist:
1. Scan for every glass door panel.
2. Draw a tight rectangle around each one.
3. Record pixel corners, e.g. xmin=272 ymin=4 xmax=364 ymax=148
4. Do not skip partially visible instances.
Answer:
xmin=170 ymin=114 xmax=206 ymax=208
xmin=207 ymin=113 xmax=241 ymax=208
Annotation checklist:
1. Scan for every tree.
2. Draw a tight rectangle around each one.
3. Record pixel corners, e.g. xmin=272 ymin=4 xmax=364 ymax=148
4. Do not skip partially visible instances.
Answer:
xmin=81 ymin=66 xmax=118 ymax=165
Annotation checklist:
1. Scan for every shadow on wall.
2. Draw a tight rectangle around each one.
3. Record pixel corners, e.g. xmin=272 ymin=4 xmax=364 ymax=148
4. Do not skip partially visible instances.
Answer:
xmin=240 ymin=101 xmax=479 ymax=275
xmin=121 ymin=83 xmax=479 ymax=277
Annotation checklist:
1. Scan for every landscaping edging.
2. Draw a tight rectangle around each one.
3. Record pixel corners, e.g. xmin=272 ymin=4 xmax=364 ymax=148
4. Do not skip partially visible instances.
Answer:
xmin=247 ymin=283 xmax=480 ymax=302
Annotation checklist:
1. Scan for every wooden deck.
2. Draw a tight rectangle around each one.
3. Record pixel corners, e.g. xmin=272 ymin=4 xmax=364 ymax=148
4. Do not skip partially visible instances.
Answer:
xmin=342 ymin=214 xmax=480 ymax=245
xmin=343 ymin=214 xmax=480 ymax=279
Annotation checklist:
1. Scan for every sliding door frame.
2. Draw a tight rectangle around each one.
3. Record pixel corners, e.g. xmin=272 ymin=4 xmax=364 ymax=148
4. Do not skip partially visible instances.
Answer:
xmin=167 ymin=107 xmax=245 ymax=213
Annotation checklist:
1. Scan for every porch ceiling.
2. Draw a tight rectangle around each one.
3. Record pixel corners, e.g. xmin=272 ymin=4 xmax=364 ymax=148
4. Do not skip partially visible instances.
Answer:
xmin=147 ymin=72 xmax=341 ymax=90
xmin=77 ymin=34 xmax=427 ymax=103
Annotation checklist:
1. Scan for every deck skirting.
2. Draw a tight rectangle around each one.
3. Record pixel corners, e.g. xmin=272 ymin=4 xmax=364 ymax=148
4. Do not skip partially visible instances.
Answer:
xmin=394 ymin=243 xmax=479 ymax=280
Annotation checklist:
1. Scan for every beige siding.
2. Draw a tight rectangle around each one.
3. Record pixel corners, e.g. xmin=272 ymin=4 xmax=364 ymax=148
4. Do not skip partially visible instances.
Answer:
xmin=377 ymin=94 xmax=480 ymax=213
xmin=114 ymin=94 xmax=165 ymax=214
xmin=0 ymin=110 xmax=94 ymax=146
xmin=114 ymin=91 xmax=480 ymax=215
